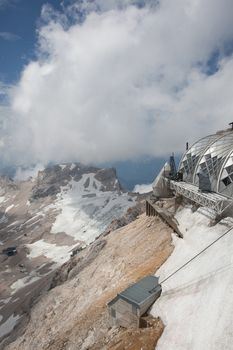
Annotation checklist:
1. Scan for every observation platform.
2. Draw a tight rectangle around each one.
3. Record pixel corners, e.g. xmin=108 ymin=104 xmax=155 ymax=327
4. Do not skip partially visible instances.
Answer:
xmin=169 ymin=180 xmax=232 ymax=216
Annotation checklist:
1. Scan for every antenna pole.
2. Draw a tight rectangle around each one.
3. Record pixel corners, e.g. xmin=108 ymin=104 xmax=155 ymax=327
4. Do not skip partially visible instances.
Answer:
xmin=229 ymin=122 xmax=233 ymax=130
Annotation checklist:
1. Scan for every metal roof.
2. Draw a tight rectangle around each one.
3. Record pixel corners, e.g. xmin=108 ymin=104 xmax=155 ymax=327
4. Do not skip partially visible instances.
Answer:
xmin=119 ymin=275 xmax=160 ymax=306
xmin=179 ymin=129 xmax=233 ymax=198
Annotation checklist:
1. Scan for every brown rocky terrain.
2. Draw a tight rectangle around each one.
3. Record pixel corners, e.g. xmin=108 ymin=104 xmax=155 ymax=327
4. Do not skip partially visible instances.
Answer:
xmin=5 ymin=213 xmax=173 ymax=350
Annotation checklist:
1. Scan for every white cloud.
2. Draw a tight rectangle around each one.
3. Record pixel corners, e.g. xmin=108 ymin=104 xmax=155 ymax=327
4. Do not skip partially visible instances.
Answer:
xmin=0 ymin=81 xmax=11 ymax=97
xmin=2 ymin=0 xmax=233 ymax=167
xmin=0 ymin=32 xmax=20 ymax=41
xmin=0 ymin=0 xmax=18 ymax=10
xmin=14 ymin=164 xmax=45 ymax=181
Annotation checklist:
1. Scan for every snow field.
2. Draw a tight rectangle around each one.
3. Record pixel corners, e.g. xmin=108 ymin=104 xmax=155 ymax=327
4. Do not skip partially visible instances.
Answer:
xmin=27 ymin=174 xmax=134 ymax=265
xmin=152 ymin=206 xmax=233 ymax=350
xmin=51 ymin=174 xmax=134 ymax=243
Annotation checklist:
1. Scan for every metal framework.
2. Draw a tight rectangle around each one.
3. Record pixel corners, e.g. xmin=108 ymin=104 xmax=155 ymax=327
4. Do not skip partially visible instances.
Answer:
xmin=168 ymin=180 xmax=232 ymax=216
xmin=179 ymin=130 xmax=233 ymax=197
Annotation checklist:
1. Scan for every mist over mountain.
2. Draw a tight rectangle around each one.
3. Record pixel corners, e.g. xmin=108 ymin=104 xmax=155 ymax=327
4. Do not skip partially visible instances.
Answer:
xmin=0 ymin=156 xmax=182 ymax=191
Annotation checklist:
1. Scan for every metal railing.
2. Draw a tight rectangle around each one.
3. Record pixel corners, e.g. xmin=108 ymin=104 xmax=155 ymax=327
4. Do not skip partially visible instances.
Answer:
xmin=167 ymin=179 xmax=232 ymax=216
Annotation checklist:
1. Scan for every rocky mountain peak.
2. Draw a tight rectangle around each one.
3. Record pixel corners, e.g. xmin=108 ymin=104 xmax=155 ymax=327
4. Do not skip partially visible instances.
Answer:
xmin=32 ymin=163 xmax=122 ymax=200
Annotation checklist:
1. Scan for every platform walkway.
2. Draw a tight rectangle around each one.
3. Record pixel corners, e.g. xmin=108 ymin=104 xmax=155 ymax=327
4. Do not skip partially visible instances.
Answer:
xmin=169 ymin=180 xmax=232 ymax=216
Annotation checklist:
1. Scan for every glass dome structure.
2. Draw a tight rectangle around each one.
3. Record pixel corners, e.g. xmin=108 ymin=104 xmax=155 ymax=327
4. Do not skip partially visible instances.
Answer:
xmin=179 ymin=130 xmax=233 ymax=198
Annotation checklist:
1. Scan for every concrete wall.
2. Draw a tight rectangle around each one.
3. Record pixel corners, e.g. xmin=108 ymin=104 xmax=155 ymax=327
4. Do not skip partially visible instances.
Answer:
xmin=108 ymin=289 xmax=162 ymax=328
xmin=138 ymin=289 xmax=162 ymax=316
xmin=108 ymin=298 xmax=139 ymax=328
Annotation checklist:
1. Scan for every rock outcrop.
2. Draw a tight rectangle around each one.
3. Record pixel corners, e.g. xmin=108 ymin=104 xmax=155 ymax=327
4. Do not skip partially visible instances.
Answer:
xmin=31 ymin=163 xmax=122 ymax=200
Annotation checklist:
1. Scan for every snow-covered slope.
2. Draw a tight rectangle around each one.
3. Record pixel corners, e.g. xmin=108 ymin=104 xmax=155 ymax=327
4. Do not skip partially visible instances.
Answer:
xmin=152 ymin=206 xmax=233 ymax=350
xmin=22 ymin=164 xmax=134 ymax=265
xmin=52 ymin=173 xmax=133 ymax=243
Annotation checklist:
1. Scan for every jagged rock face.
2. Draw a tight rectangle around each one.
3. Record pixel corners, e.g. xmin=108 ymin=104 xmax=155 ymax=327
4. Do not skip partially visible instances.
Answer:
xmin=103 ymin=200 xmax=145 ymax=233
xmin=0 ymin=177 xmax=18 ymax=195
xmin=49 ymin=239 xmax=107 ymax=289
xmin=31 ymin=163 xmax=122 ymax=199
xmin=94 ymin=168 xmax=122 ymax=192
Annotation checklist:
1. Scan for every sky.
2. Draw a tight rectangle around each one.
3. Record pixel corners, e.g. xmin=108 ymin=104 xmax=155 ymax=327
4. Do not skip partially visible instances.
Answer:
xmin=0 ymin=0 xmax=233 ymax=172
xmin=0 ymin=0 xmax=62 ymax=83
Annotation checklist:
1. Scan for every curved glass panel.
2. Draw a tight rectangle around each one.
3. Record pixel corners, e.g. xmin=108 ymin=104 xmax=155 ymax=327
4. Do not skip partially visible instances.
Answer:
xmin=179 ymin=134 xmax=219 ymax=183
xmin=194 ymin=132 xmax=233 ymax=192
xmin=218 ymin=150 xmax=233 ymax=197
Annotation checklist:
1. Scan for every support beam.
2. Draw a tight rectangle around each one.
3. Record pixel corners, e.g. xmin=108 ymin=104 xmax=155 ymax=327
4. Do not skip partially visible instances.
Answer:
xmin=168 ymin=180 xmax=232 ymax=216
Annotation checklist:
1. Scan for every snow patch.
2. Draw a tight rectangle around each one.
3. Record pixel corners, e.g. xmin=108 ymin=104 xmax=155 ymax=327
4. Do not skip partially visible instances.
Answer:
xmin=133 ymin=183 xmax=153 ymax=194
xmin=0 ymin=196 xmax=5 ymax=204
xmin=0 ymin=298 xmax=11 ymax=307
xmin=70 ymin=163 xmax=76 ymax=171
xmin=5 ymin=204 xmax=14 ymax=213
xmin=0 ymin=314 xmax=21 ymax=337
xmin=59 ymin=164 xmax=67 ymax=170
xmin=0 ymin=214 xmax=8 ymax=224
xmin=10 ymin=275 xmax=40 ymax=294
xmin=27 ymin=239 xmax=74 ymax=265
xmin=7 ymin=220 xmax=20 ymax=227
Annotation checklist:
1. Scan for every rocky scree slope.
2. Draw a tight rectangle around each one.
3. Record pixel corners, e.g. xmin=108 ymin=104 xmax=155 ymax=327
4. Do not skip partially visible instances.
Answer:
xmin=6 ymin=213 xmax=173 ymax=350
xmin=0 ymin=163 xmax=140 ymax=348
